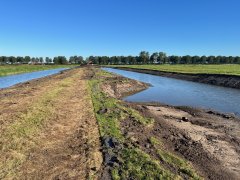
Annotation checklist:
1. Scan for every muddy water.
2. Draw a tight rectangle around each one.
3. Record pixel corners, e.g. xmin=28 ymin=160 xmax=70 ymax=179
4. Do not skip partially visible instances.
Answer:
xmin=0 ymin=68 xmax=68 ymax=89
xmin=103 ymin=68 xmax=240 ymax=115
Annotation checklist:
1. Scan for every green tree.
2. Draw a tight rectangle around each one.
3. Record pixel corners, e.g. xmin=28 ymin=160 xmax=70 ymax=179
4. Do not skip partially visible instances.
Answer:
xmin=69 ymin=56 xmax=75 ymax=64
xmin=0 ymin=56 xmax=6 ymax=64
xmin=200 ymin=56 xmax=207 ymax=64
xmin=234 ymin=56 xmax=240 ymax=64
xmin=158 ymin=52 xmax=167 ymax=64
xmin=229 ymin=56 xmax=234 ymax=64
xmin=111 ymin=56 xmax=116 ymax=65
xmin=215 ymin=56 xmax=221 ymax=64
xmin=53 ymin=56 xmax=68 ymax=64
xmin=16 ymin=56 xmax=24 ymax=64
xmin=9 ymin=56 xmax=16 ymax=64
xmin=150 ymin=52 xmax=159 ymax=64
xmin=181 ymin=56 xmax=191 ymax=64
xmin=207 ymin=56 xmax=215 ymax=64
xmin=169 ymin=56 xmax=180 ymax=64
xmin=192 ymin=56 xmax=201 ymax=64
xmin=139 ymin=51 xmax=149 ymax=64
xmin=24 ymin=56 xmax=31 ymax=64
xmin=39 ymin=57 xmax=44 ymax=64
xmin=45 ymin=57 xmax=51 ymax=64
xmin=77 ymin=56 xmax=84 ymax=64
xmin=0 ymin=56 xmax=3 ymax=64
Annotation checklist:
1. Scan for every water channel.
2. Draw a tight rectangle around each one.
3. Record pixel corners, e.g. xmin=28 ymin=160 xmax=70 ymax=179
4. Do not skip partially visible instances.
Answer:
xmin=103 ymin=68 xmax=240 ymax=115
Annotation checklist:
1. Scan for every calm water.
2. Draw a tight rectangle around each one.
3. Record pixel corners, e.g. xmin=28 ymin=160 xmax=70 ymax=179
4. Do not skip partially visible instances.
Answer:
xmin=0 ymin=68 xmax=68 ymax=89
xmin=103 ymin=68 xmax=240 ymax=115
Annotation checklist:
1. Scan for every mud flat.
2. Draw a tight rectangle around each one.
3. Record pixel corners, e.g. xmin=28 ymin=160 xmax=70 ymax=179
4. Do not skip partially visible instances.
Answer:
xmin=94 ymin=67 xmax=240 ymax=180
xmin=111 ymin=67 xmax=240 ymax=89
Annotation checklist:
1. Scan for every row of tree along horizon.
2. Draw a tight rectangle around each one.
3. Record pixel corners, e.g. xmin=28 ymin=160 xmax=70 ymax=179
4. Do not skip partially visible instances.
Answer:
xmin=88 ymin=51 xmax=240 ymax=65
xmin=0 ymin=56 xmax=84 ymax=65
xmin=1 ymin=51 xmax=240 ymax=65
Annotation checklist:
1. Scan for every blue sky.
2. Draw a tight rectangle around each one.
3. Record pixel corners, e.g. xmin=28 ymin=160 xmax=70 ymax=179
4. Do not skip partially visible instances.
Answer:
xmin=0 ymin=0 xmax=239 ymax=58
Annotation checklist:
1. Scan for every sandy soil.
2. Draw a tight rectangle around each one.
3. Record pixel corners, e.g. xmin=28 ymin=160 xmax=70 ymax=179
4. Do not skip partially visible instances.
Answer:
xmin=147 ymin=105 xmax=240 ymax=179
xmin=0 ymin=68 xmax=102 ymax=179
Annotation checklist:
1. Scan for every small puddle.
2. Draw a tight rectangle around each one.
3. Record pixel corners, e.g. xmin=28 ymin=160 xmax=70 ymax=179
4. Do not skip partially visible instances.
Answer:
xmin=0 ymin=68 xmax=68 ymax=89
xmin=103 ymin=68 xmax=240 ymax=116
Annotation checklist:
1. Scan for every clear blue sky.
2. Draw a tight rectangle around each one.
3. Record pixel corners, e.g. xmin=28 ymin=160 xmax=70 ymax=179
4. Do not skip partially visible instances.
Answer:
xmin=0 ymin=0 xmax=239 ymax=58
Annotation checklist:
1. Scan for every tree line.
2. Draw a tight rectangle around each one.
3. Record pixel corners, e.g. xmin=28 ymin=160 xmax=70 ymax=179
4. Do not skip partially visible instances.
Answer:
xmin=0 ymin=56 xmax=85 ymax=65
xmin=1 ymin=51 xmax=240 ymax=65
xmin=88 ymin=51 xmax=240 ymax=65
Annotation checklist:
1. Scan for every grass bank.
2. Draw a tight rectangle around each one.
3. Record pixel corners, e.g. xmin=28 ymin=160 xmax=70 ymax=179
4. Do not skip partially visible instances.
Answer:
xmin=89 ymin=68 xmax=201 ymax=179
xmin=0 ymin=65 xmax=79 ymax=77
xmin=108 ymin=64 xmax=240 ymax=76
xmin=0 ymin=75 xmax=74 ymax=179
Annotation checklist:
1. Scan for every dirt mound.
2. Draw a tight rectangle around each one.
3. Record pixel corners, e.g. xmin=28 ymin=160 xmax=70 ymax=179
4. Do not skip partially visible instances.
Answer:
xmin=101 ymin=76 xmax=149 ymax=98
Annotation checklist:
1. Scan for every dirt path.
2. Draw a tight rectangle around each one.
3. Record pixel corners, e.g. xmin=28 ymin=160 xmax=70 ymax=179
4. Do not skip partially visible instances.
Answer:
xmin=0 ymin=68 xmax=102 ymax=179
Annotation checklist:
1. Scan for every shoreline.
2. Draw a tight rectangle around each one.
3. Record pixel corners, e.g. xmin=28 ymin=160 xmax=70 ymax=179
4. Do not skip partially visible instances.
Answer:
xmin=97 ymin=67 xmax=240 ymax=179
xmin=109 ymin=66 xmax=240 ymax=89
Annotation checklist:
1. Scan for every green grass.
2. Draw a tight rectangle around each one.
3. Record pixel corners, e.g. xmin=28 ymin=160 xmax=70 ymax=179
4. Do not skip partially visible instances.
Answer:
xmin=150 ymin=137 xmax=202 ymax=180
xmin=0 ymin=65 xmax=79 ymax=77
xmin=119 ymin=148 xmax=176 ymax=180
xmin=108 ymin=64 xmax=240 ymax=76
xmin=89 ymin=78 xmax=124 ymax=140
xmin=120 ymin=105 xmax=154 ymax=125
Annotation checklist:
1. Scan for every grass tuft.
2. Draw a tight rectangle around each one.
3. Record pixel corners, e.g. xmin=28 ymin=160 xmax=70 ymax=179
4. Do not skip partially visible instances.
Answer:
xmin=119 ymin=148 xmax=176 ymax=180
xmin=150 ymin=137 xmax=202 ymax=180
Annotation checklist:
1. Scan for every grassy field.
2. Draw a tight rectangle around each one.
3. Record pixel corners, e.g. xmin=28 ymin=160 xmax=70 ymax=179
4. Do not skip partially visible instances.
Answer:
xmin=0 ymin=65 xmax=79 ymax=77
xmin=108 ymin=64 xmax=240 ymax=76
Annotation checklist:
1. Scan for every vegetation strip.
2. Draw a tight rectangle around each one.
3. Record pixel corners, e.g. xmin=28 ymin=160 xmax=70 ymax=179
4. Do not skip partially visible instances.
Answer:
xmin=89 ymin=68 xmax=201 ymax=179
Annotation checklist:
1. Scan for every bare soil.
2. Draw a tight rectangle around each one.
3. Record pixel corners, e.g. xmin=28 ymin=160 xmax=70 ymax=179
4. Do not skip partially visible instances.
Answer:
xmin=0 ymin=68 xmax=102 ymax=179
xmin=130 ymin=104 xmax=240 ymax=179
